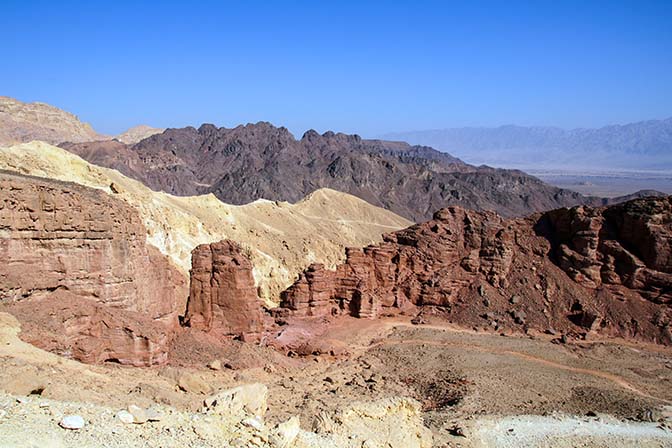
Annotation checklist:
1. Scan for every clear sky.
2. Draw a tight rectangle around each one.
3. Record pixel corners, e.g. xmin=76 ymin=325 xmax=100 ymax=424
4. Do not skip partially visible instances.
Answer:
xmin=2 ymin=0 xmax=671 ymax=136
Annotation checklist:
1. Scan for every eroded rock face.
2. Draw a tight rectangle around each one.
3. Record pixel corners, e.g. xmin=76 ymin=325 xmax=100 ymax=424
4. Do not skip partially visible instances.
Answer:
xmin=545 ymin=197 xmax=672 ymax=303
xmin=281 ymin=197 xmax=672 ymax=344
xmin=184 ymin=240 xmax=264 ymax=337
xmin=281 ymin=207 xmax=515 ymax=318
xmin=0 ymin=172 xmax=186 ymax=365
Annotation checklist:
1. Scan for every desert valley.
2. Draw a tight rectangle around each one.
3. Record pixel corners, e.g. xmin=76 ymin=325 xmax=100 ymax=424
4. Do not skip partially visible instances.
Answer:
xmin=0 ymin=93 xmax=670 ymax=448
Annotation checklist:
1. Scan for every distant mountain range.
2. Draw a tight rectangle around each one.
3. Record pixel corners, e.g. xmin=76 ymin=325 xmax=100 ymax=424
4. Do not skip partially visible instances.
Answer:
xmin=0 ymin=95 xmax=664 ymax=221
xmin=62 ymin=123 xmax=659 ymax=222
xmin=384 ymin=119 xmax=672 ymax=171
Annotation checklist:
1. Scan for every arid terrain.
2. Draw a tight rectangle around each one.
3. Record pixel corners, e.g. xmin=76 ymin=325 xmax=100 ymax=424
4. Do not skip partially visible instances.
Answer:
xmin=0 ymin=98 xmax=671 ymax=447
xmin=1 ymin=311 xmax=672 ymax=447
xmin=60 ymin=123 xmax=610 ymax=222
xmin=3 ymin=0 xmax=671 ymax=445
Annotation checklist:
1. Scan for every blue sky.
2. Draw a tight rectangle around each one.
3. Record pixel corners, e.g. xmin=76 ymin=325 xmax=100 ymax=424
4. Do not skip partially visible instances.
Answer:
xmin=1 ymin=0 xmax=671 ymax=136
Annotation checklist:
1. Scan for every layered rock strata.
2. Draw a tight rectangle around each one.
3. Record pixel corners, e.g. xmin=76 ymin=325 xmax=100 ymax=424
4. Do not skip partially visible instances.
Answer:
xmin=0 ymin=96 xmax=104 ymax=145
xmin=545 ymin=198 xmax=672 ymax=303
xmin=0 ymin=172 xmax=186 ymax=365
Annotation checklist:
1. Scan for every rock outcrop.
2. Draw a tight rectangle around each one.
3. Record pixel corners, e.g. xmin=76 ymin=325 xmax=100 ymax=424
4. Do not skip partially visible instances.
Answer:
xmin=281 ymin=197 xmax=672 ymax=344
xmin=0 ymin=172 xmax=186 ymax=365
xmin=281 ymin=207 xmax=514 ymax=318
xmin=545 ymin=199 xmax=672 ymax=303
xmin=184 ymin=240 xmax=265 ymax=338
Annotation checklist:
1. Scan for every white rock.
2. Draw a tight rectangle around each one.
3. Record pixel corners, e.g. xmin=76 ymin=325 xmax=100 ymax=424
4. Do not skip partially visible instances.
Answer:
xmin=128 ymin=405 xmax=148 ymax=424
xmin=59 ymin=415 xmax=85 ymax=430
xmin=146 ymin=408 xmax=163 ymax=422
xmin=273 ymin=416 xmax=301 ymax=448
xmin=242 ymin=416 xmax=264 ymax=431
xmin=116 ymin=410 xmax=134 ymax=424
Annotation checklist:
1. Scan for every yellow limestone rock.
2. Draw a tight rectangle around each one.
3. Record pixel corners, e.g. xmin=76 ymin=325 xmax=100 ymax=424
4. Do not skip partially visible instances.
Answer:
xmin=300 ymin=397 xmax=433 ymax=448
xmin=204 ymin=383 xmax=268 ymax=418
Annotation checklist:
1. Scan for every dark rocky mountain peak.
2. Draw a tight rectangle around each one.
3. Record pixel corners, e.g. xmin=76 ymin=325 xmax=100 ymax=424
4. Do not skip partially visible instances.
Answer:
xmin=60 ymin=122 xmax=658 ymax=222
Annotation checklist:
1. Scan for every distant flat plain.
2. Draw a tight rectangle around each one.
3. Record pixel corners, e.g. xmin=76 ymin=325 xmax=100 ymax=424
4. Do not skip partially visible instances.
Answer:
xmin=530 ymin=169 xmax=672 ymax=197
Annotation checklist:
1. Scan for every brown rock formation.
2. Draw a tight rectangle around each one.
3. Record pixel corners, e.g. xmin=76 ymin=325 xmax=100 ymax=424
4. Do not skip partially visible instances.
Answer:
xmin=0 ymin=172 xmax=186 ymax=365
xmin=545 ymin=198 xmax=672 ymax=303
xmin=184 ymin=240 xmax=265 ymax=338
xmin=281 ymin=207 xmax=514 ymax=318
xmin=281 ymin=196 xmax=672 ymax=344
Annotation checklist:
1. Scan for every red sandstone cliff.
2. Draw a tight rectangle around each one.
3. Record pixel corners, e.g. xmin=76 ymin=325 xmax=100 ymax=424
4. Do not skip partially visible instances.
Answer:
xmin=281 ymin=197 xmax=672 ymax=344
xmin=184 ymin=240 xmax=265 ymax=338
xmin=0 ymin=172 xmax=186 ymax=366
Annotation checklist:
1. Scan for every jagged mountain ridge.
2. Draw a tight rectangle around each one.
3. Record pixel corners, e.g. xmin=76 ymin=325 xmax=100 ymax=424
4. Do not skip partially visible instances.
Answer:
xmin=61 ymin=122 xmax=618 ymax=222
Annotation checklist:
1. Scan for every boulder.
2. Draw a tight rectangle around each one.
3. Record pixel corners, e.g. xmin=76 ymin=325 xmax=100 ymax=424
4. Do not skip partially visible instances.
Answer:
xmin=177 ymin=372 xmax=213 ymax=395
xmin=204 ymin=383 xmax=268 ymax=417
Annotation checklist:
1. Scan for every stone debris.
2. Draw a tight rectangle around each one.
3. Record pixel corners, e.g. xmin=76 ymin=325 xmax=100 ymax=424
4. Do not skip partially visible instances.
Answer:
xmin=115 ymin=410 xmax=134 ymax=424
xmin=207 ymin=359 xmax=222 ymax=371
xmin=204 ymin=383 xmax=268 ymax=417
xmin=178 ymin=372 xmax=213 ymax=395
xmin=59 ymin=415 xmax=85 ymax=430
xmin=127 ymin=404 xmax=148 ymax=424
xmin=242 ymin=416 xmax=265 ymax=431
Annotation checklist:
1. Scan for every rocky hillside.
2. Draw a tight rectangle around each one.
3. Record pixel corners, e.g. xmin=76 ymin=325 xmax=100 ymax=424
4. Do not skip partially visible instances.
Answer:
xmin=280 ymin=196 xmax=672 ymax=344
xmin=0 ymin=96 xmax=104 ymax=145
xmin=0 ymin=141 xmax=411 ymax=302
xmin=61 ymin=122 xmax=600 ymax=222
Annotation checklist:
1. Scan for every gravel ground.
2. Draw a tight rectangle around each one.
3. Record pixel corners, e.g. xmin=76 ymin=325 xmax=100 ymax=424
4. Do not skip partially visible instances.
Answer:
xmin=472 ymin=414 xmax=672 ymax=448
